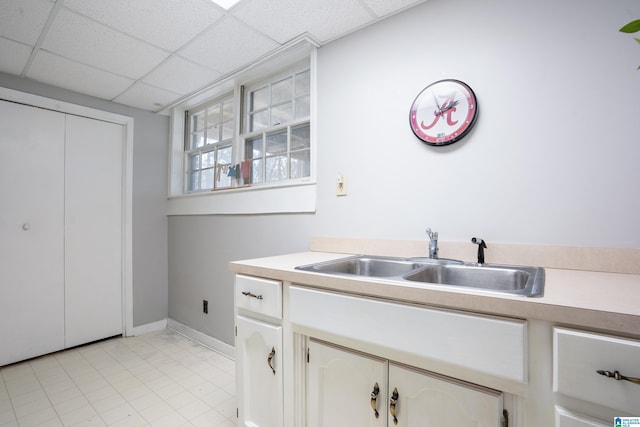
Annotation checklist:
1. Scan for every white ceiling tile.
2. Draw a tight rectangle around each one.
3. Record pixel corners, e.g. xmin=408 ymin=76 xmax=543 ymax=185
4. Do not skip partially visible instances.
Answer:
xmin=180 ymin=16 xmax=279 ymax=74
xmin=113 ymin=82 xmax=181 ymax=112
xmin=232 ymin=0 xmax=375 ymax=44
xmin=42 ymin=8 xmax=169 ymax=79
xmin=63 ymin=0 xmax=225 ymax=51
xmin=361 ymin=0 xmax=427 ymax=17
xmin=26 ymin=50 xmax=135 ymax=100
xmin=143 ymin=56 xmax=222 ymax=96
xmin=0 ymin=38 xmax=32 ymax=74
xmin=0 ymin=0 xmax=54 ymax=45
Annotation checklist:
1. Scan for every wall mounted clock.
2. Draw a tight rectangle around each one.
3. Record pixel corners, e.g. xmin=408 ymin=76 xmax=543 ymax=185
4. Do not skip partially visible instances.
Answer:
xmin=409 ymin=79 xmax=478 ymax=146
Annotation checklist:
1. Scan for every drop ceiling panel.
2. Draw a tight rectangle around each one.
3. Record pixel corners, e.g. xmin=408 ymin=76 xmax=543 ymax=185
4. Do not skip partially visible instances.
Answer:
xmin=26 ymin=51 xmax=135 ymax=100
xmin=42 ymin=9 xmax=169 ymax=80
xmin=179 ymin=16 xmax=280 ymax=74
xmin=143 ymin=56 xmax=223 ymax=97
xmin=113 ymin=82 xmax=182 ymax=112
xmin=0 ymin=38 xmax=31 ymax=75
xmin=231 ymin=0 xmax=376 ymax=44
xmin=362 ymin=0 xmax=426 ymax=16
xmin=62 ymin=0 xmax=225 ymax=51
xmin=0 ymin=0 xmax=54 ymax=45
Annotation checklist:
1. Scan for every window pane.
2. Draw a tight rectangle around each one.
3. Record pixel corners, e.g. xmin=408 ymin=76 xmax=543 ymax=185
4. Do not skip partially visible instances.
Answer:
xmin=266 ymin=155 xmax=287 ymax=182
xmin=188 ymin=172 xmax=199 ymax=191
xmin=271 ymin=102 xmax=292 ymax=126
xmin=217 ymin=145 xmax=233 ymax=164
xmin=222 ymin=122 xmax=234 ymax=141
xmin=250 ymin=110 xmax=269 ymax=132
xmin=206 ymin=126 xmax=220 ymax=144
xmin=223 ymin=100 xmax=233 ymax=121
xmin=295 ymin=70 xmax=310 ymax=97
xmin=266 ymin=131 xmax=287 ymax=156
xmin=251 ymin=159 xmax=263 ymax=184
xmin=192 ymin=132 xmax=205 ymax=149
xmin=188 ymin=153 xmax=200 ymax=171
xmin=250 ymin=86 xmax=269 ymax=112
xmin=245 ymin=136 xmax=262 ymax=159
xmin=201 ymin=151 xmax=215 ymax=168
xmin=201 ymin=168 xmax=214 ymax=190
xmin=295 ymin=95 xmax=310 ymax=119
xmin=291 ymin=149 xmax=310 ymax=179
xmin=207 ymin=105 xmax=221 ymax=126
xmin=272 ymin=77 xmax=293 ymax=105
xmin=291 ymin=124 xmax=310 ymax=151
xmin=192 ymin=113 xmax=205 ymax=133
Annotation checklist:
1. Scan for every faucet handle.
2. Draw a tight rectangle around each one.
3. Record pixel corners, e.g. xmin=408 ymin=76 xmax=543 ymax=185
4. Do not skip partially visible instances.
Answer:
xmin=426 ymin=228 xmax=438 ymax=240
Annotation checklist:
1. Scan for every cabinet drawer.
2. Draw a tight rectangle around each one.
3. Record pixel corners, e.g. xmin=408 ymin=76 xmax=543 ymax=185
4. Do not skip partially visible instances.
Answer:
xmin=553 ymin=327 xmax=640 ymax=414
xmin=555 ymin=406 xmax=607 ymax=427
xmin=235 ymin=275 xmax=282 ymax=319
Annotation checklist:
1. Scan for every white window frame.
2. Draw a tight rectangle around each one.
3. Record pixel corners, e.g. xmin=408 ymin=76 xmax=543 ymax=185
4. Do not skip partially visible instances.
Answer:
xmin=166 ymin=38 xmax=317 ymax=215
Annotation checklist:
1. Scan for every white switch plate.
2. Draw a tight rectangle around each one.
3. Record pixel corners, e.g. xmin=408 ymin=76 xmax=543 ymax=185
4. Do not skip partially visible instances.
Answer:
xmin=336 ymin=175 xmax=347 ymax=196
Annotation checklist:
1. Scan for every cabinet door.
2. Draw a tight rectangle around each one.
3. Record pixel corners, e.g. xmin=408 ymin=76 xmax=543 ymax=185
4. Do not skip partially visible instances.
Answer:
xmin=236 ymin=315 xmax=283 ymax=427
xmin=307 ymin=340 xmax=387 ymax=427
xmin=388 ymin=363 xmax=503 ymax=427
xmin=555 ymin=406 xmax=608 ymax=427
xmin=0 ymin=100 xmax=65 ymax=366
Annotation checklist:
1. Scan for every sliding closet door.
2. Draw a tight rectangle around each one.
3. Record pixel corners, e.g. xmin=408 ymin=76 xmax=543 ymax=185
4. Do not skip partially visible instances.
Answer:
xmin=0 ymin=100 xmax=65 ymax=366
xmin=64 ymin=114 xmax=124 ymax=348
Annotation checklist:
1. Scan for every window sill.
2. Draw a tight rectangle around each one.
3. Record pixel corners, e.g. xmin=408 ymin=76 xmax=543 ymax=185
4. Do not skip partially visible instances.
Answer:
xmin=166 ymin=181 xmax=316 ymax=215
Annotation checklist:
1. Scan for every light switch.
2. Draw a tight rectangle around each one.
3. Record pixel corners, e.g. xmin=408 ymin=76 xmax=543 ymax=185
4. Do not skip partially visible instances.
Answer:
xmin=336 ymin=175 xmax=347 ymax=196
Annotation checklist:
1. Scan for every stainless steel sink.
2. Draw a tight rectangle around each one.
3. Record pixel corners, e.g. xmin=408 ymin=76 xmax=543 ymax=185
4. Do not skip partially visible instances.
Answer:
xmin=295 ymin=255 xmax=544 ymax=297
xmin=296 ymin=255 xmax=433 ymax=277
xmin=403 ymin=263 xmax=544 ymax=297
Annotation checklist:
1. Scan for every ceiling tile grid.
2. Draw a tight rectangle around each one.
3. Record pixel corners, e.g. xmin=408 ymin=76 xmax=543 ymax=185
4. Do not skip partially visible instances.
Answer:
xmin=0 ymin=0 xmax=427 ymax=113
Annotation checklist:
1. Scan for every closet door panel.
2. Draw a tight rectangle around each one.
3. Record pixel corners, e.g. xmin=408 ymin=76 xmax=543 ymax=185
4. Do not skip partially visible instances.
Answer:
xmin=64 ymin=115 xmax=124 ymax=348
xmin=0 ymin=100 xmax=65 ymax=366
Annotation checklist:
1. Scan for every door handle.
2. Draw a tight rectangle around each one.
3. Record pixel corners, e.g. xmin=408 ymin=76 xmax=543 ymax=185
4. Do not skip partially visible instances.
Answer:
xmin=242 ymin=291 xmax=263 ymax=300
xmin=267 ymin=346 xmax=276 ymax=374
xmin=597 ymin=369 xmax=640 ymax=386
xmin=390 ymin=387 xmax=399 ymax=425
xmin=370 ymin=382 xmax=380 ymax=418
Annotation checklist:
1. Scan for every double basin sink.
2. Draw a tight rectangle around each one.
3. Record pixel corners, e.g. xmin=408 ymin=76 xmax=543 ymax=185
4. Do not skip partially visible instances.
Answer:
xmin=296 ymin=255 xmax=545 ymax=297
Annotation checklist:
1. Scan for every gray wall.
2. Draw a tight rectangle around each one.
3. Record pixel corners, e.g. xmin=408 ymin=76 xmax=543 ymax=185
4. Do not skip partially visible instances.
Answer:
xmin=0 ymin=72 xmax=169 ymax=328
xmin=167 ymin=0 xmax=640 ymax=346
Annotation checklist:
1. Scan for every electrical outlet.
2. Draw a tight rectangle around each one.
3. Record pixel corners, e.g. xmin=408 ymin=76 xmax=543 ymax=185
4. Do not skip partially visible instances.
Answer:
xmin=336 ymin=175 xmax=347 ymax=196
xmin=203 ymin=299 xmax=208 ymax=314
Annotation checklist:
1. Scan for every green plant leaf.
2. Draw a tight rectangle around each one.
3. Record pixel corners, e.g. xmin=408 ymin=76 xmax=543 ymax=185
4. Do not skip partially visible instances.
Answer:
xmin=620 ymin=20 xmax=640 ymax=33
xmin=635 ymin=37 xmax=640 ymax=45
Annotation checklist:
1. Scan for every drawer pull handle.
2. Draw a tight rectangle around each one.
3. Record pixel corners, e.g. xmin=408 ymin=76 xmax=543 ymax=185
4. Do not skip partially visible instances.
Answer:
xmin=370 ymin=383 xmax=380 ymax=418
xmin=390 ymin=387 xmax=399 ymax=425
xmin=242 ymin=291 xmax=263 ymax=300
xmin=267 ymin=346 xmax=276 ymax=374
xmin=597 ymin=369 xmax=640 ymax=386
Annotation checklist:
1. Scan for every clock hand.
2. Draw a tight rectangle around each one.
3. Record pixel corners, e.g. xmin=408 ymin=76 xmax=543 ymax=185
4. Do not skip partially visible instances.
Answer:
xmin=432 ymin=93 xmax=443 ymax=116
xmin=439 ymin=99 xmax=459 ymax=114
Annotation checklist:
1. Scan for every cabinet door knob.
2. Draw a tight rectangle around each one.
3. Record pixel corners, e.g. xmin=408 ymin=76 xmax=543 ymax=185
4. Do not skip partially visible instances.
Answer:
xmin=390 ymin=387 xmax=399 ymax=425
xmin=370 ymin=382 xmax=380 ymax=418
xmin=242 ymin=291 xmax=263 ymax=300
xmin=22 ymin=223 xmax=30 ymax=231
xmin=267 ymin=346 xmax=276 ymax=375
xmin=597 ymin=369 xmax=640 ymax=386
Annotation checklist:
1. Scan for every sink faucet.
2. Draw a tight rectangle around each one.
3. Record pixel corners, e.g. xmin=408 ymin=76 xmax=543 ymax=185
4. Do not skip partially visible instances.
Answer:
xmin=471 ymin=237 xmax=487 ymax=264
xmin=426 ymin=228 xmax=439 ymax=259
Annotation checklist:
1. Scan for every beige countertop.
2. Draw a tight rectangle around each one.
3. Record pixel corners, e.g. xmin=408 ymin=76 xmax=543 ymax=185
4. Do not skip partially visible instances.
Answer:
xmin=229 ymin=251 xmax=640 ymax=337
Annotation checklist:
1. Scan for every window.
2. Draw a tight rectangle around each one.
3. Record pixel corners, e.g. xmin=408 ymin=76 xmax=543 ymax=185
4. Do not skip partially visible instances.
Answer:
xmin=185 ymin=97 xmax=234 ymax=192
xmin=244 ymin=68 xmax=311 ymax=185
xmin=167 ymin=39 xmax=317 ymax=215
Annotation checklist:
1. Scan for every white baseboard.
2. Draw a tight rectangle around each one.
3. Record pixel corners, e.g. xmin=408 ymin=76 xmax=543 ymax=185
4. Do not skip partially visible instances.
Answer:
xmin=167 ymin=318 xmax=235 ymax=360
xmin=131 ymin=319 xmax=168 ymax=336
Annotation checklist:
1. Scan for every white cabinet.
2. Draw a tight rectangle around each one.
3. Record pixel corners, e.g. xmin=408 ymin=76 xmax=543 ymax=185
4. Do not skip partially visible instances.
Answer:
xmin=0 ymin=100 xmax=125 ymax=366
xmin=307 ymin=339 xmax=504 ymax=427
xmin=553 ymin=327 xmax=640 ymax=424
xmin=554 ymin=406 xmax=608 ymax=427
xmin=235 ymin=275 xmax=283 ymax=427
xmin=307 ymin=339 xmax=387 ymax=426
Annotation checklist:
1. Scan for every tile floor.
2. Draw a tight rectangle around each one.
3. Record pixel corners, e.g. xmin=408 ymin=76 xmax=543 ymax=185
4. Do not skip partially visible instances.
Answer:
xmin=0 ymin=329 xmax=236 ymax=427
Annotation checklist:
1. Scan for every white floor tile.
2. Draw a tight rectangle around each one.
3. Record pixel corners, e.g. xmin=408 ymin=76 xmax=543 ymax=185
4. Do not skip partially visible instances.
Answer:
xmin=0 ymin=329 xmax=236 ymax=427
